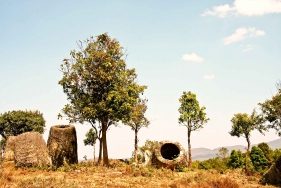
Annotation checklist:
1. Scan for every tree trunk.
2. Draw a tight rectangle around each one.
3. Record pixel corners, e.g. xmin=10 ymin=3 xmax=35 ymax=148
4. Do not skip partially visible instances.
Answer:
xmin=134 ymin=129 xmax=138 ymax=163
xmin=187 ymin=128 xmax=192 ymax=168
xmin=102 ymin=120 xmax=109 ymax=166
xmin=245 ymin=136 xmax=251 ymax=174
xmin=98 ymin=138 xmax=102 ymax=164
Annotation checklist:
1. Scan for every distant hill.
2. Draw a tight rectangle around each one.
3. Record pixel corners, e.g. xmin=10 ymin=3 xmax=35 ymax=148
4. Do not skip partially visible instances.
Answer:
xmin=192 ymin=138 xmax=281 ymax=161
xmin=266 ymin=138 xmax=281 ymax=150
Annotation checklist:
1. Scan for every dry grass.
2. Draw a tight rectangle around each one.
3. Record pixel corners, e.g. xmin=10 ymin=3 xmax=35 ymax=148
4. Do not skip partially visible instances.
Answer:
xmin=0 ymin=160 xmax=277 ymax=188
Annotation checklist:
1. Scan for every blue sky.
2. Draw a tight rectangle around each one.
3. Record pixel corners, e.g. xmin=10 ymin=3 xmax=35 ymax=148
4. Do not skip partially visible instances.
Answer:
xmin=1 ymin=0 xmax=281 ymax=159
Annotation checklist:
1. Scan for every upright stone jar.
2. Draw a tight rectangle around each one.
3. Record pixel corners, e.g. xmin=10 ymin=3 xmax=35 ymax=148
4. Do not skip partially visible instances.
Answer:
xmin=47 ymin=125 xmax=78 ymax=167
xmin=3 ymin=136 xmax=16 ymax=161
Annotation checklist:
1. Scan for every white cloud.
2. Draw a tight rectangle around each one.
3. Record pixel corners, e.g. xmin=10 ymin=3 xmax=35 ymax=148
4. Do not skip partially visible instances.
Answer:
xmin=248 ymin=28 xmax=266 ymax=37
xmin=242 ymin=45 xmax=255 ymax=52
xmin=224 ymin=28 xmax=248 ymax=45
xmin=224 ymin=27 xmax=265 ymax=45
xmin=202 ymin=4 xmax=234 ymax=18
xmin=182 ymin=53 xmax=204 ymax=63
xmin=202 ymin=0 xmax=281 ymax=18
xmin=203 ymin=74 xmax=215 ymax=80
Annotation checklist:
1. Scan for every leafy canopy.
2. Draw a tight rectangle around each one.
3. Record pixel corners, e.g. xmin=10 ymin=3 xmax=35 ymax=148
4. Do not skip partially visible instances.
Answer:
xmin=58 ymin=33 xmax=147 ymax=125
xmin=259 ymin=88 xmax=281 ymax=135
xmin=139 ymin=140 xmax=159 ymax=154
xmin=257 ymin=142 xmax=273 ymax=164
xmin=250 ymin=146 xmax=269 ymax=172
xmin=124 ymin=98 xmax=149 ymax=131
xmin=58 ymin=33 xmax=147 ymax=165
xmin=0 ymin=110 xmax=45 ymax=139
xmin=178 ymin=91 xmax=209 ymax=130
xmin=227 ymin=150 xmax=245 ymax=169
xmin=229 ymin=109 xmax=266 ymax=139
xmin=83 ymin=128 xmax=98 ymax=146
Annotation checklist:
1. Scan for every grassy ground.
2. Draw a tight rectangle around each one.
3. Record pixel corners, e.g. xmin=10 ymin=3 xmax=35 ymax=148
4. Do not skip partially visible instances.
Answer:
xmin=0 ymin=160 xmax=277 ymax=188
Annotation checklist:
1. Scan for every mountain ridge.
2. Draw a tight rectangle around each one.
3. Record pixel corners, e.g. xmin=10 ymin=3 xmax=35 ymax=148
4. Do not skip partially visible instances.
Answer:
xmin=191 ymin=138 xmax=281 ymax=161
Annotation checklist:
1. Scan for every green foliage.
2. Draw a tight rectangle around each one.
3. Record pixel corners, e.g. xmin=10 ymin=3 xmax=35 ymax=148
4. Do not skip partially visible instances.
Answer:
xmin=257 ymin=142 xmax=274 ymax=165
xmin=58 ymin=33 xmax=147 ymax=125
xmin=137 ymin=140 xmax=159 ymax=163
xmin=229 ymin=109 xmax=266 ymax=172
xmin=227 ymin=150 xmax=245 ymax=169
xmin=272 ymin=148 xmax=281 ymax=162
xmin=229 ymin=109 xmax=266 ymax=139
xmin=124 ymin=98 xmax=149 ymax=131
xmin=58 ymin=33 xmax=147 ymax=165
xmin=250 ymin=146 xmax=269 ymax=172
xmin=259 ymin=82 xmax=281 ymax=135
xmin=123 ymin=98 xmax=150 ymax=163
xmin=83 ymin=128 xmax=97 ymax=146
xmin=139 ymin=140 xmax=159 ymax=154
xmin=197 ymin=158 xmax=228 ymax=172
xmin=178 ymin=91 xmax=209 ymax=131
xmin=178 ymin=91 xmax=209 ymax=167
xmin=0 ymin=110 xmax=45 ymax=141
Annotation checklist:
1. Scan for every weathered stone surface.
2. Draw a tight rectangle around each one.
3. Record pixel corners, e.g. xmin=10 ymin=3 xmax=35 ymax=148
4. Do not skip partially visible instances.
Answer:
xmin=151 ymin=140 xmax=188 ymax=169
xmin=3 ymin=136 xmax=16 ymax=161
xmin=14 ymin=132 xmax=51 ymax=167
xmin=263 ymin=155 xmax=281 ymax=185
xmin=47 ymin=125 xmax=78 ymax=167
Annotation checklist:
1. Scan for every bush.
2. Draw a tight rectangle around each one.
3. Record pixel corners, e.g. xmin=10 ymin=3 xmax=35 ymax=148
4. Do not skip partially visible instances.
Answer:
xmin=197 ymin=158 xmax=228 ymax=172
xmin=227 ymin=150 xmax=244 ymax=169
xmin=257 ymin=142 xmax=273 ymax=165
xmin=272 ymin=148 xmax=281 ymax=163
xmin=250 ymin=146 xmax=269 ymax=172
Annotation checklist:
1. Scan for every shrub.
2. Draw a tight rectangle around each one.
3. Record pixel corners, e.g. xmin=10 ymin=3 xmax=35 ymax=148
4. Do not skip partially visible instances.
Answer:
xmin=250 ymin=146 xmax=269 ymax=172
xmin=197 ymin=158 xmax=228 ymax=172
xmin=227 ymin=150 xmax=244 ymax=169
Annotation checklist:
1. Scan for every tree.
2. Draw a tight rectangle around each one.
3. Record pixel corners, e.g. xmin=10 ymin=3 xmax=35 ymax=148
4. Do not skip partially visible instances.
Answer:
xmin=0 ymin=110 xmax=45 ymax=142
xmin=58 ymin=33 xmax=147 ymax=166
xmin=229 ymin=109 xmax=266 ymax=173
xmin=250 ymin=146 xmax=269 ymax=172
xmin=257 ymin=142 xmax=273 ymax=165
xmin=227 ymin=150 xmax=244 ymax=169
xmin=139 ymin=139 xmax=159 ymax=154
xmin=84 ymin=128 xmax=98 ymax=161
xmin=178 ymin=91 xmax=209 ymax=168
xmin=272 ymin=148 xmax=281 ymax=162
xmin=138 ymin=140 xmax=159 ymax=163
xmin=124 ymin=98 xmax=149 ymax=163
xmin=216 ymin=147 xmax=229 ymax=162
xmin=259 ymin=81 xmax=281 ymax=135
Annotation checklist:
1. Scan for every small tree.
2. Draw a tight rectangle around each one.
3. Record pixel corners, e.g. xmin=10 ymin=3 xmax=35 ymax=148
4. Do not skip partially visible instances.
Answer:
xmin=84 ymin=128 xmax=98 ymax=161
xmin=124 ymin=98 xmax=149 ymax=163
xmin=259 ymin=81 xmax=281 ymax=135
xmin=227 ymin=150 xmax=244 ymax=169
xmin=229 ymin=109 xmax=266 ymax=173
xmin=272 ymin=148 xmax=281 ymax=162
xmin=0 ymin=110 xmax=45 ymax=142
xmin=250 ymin=146 xmax=268 ymax=172
xmin=216 ymin=147 xmax=229 ymax=162
xmin=59 ymin=33 xmax=147 ymax=166
xmin=257 ymin=142 xmax=273 ymax=165
xmin=178 ymin=91 xmax=209 ymax=168
xmin=138 ymin=140 xmax=159 ymax=163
